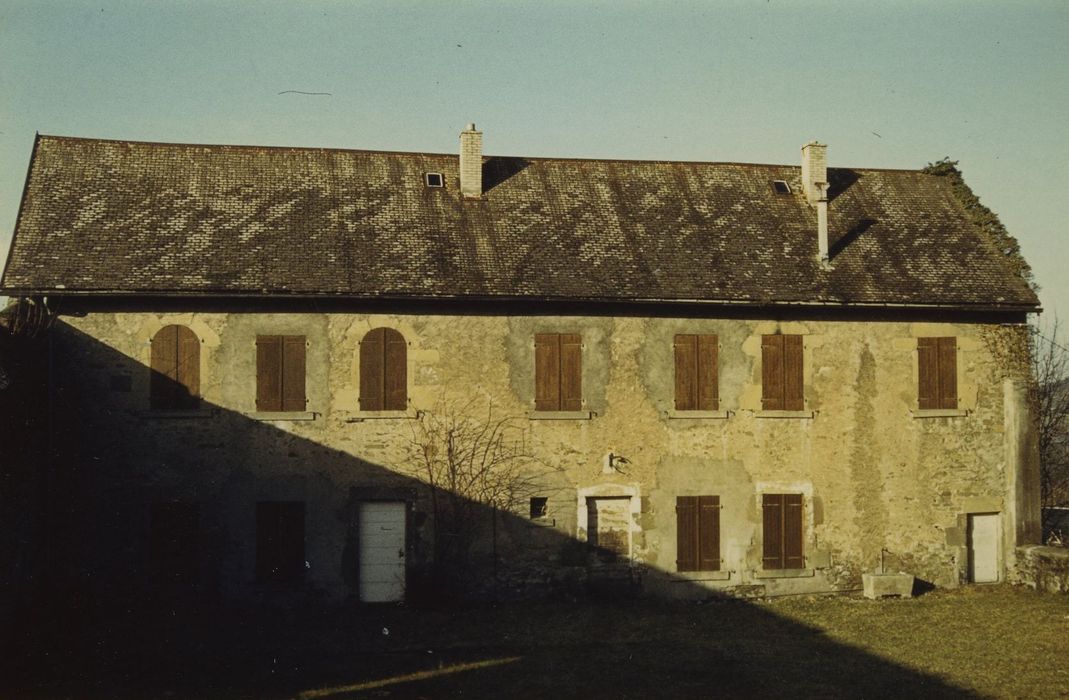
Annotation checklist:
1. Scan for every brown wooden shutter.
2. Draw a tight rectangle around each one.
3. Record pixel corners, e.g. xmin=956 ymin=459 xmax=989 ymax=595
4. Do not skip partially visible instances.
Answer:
xmin=535 ymin=333 xmax=561 ymax=411
xmin=256 ymin=501 xmax=305 ymax=583
xmin=676 ymin=496 xmax=698 ymax=572
xmin=762 ymin=335 xmax=785 ymax=410
xmin=697 ymin=335 xmax=719 ymax=411
xmin=917 ymin=337 xmax=938 ymax=410
xmin=360 ymin=328 xmax=385 ymax=411
xmin=281 ymin=336 xmax=306 ymax=412
xmin=560 ymin=334 xmax=582 ymax=411
xmin=256 ymin=336 xmax=283 ymax=412
xmin=784 ymin=494 xmax=805 ymax=569
xmin=783 ymin=335 xmax=804 ymax=411
xmin=937 ymin=337 xmax=957 ymax=409
xmin=150 ymin=325 xmax=179 ymax=409
xmin=384 ymin=328 xmax=407 ymax=410
xmin=674 ymin=335 xmax=697 ymax=411
xmin=698 ymin=495 xmax=721 ymax=571
xmin=175 ymin=326 xmax=200 ymax=408
xmin=762 ymin=494 xmax=784 ymax=569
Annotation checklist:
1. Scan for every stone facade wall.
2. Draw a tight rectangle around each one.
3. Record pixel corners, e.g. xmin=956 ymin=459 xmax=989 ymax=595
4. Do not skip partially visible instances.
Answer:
xmin=44 ymin=310 xmax=1034 ymax=600
xmin=1016 ymin=545 xmax=1069 ymax=594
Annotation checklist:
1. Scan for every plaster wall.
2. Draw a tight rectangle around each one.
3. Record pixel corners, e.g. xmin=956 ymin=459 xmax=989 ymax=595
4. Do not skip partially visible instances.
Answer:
xmin=49 ymin=311 xmax=1034 ymax=599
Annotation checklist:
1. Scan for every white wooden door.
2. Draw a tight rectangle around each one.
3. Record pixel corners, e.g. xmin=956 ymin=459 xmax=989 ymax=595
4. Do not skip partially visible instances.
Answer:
xmin=968 ymin=513 xmax=1000 ymax=583
xmin=359 ymin=502 xmax=406 ymax=602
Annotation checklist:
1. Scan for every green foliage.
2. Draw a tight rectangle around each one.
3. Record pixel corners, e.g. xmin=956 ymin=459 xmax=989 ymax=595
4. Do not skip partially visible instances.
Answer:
xmin=923 ymin=157 xmax=1037 ymax=292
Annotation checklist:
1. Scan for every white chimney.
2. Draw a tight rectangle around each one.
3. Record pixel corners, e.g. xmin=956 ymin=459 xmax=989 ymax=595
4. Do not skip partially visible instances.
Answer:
xmin=459 ymin=123 xmax=483 ymax=198
xmin=801 ymin=141 xmax=830 ymax=262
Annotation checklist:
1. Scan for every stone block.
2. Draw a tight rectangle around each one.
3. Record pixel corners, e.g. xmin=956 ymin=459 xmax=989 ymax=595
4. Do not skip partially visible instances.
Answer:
xmin=862 ymin=572 xmax=914 ymax=599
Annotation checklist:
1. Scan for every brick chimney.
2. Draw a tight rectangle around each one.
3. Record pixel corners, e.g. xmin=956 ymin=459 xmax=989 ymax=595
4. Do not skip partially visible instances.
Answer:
xmin=801 ymin=141 xmax=830 ymax=262
xmin=459 ymin=123 xmax=483 ymax=198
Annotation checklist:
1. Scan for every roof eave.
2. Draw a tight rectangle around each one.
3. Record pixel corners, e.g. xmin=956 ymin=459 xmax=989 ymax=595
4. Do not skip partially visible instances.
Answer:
xmin=0 ymin=287 xmax=1041 ymax=314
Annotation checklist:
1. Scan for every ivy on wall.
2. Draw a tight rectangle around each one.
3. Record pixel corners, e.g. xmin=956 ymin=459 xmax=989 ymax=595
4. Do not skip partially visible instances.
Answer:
xmin=923 ymin=158 xmax=1037 ymax=293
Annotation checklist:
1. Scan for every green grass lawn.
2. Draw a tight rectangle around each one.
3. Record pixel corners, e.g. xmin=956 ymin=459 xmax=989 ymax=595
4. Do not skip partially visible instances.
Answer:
xmin=11 ymin=584 xmax=1069 ymax=699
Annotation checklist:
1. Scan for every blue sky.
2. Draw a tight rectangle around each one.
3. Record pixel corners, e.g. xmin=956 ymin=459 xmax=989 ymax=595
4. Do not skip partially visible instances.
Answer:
xmin=2 ymin=1 xmax=1066 ymax=316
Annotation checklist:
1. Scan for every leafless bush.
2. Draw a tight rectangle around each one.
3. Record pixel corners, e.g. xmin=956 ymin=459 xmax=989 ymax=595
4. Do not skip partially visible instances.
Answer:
xmin=407 ymin=398 xmax=561 ymax=584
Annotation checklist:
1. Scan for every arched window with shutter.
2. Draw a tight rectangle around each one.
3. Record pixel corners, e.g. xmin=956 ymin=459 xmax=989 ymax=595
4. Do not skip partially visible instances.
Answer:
xmin=150 ymin=325 xmax=200 ymax=409
xmin=359 ymin=327 xmax=407 ymax=411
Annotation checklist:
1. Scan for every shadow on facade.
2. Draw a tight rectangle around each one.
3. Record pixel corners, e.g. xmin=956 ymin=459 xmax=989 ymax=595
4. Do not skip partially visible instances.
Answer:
xmin=2 ymin=320 xmax=977 ymax=699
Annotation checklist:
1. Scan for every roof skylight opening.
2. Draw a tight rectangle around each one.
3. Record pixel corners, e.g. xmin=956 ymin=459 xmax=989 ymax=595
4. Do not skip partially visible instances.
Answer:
xmin=425 ymin=172 xmax=444 ymax=188
xmin=771 ymin=180 xmax=792 ymax=195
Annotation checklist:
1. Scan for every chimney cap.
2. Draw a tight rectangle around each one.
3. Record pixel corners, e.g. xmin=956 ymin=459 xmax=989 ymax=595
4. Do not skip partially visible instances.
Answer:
xmin=465 ymin=123 xmax=477 ymax=131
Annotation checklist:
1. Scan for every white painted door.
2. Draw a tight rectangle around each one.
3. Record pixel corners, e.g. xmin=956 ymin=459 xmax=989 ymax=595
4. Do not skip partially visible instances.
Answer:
xmin=359 ymin=502 xmax=406 ymax=602
xmin=968 ymin=513 xmax=1000 ymax=583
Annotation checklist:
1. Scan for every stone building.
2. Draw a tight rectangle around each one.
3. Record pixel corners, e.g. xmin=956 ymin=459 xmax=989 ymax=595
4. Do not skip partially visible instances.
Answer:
xmin=0 ymin=127 xmax=1042 ymax=603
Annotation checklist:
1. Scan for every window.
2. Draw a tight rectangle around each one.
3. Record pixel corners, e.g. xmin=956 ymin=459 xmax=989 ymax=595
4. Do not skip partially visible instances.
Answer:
xmin=761 ymin=334 xmax=804 ymax=411
xmin=535 ymin=333 xmax=582 ymax=411
xmin=676 ymin=496 xmax=720 ymax=572
xmin=256 ymin=501 xmax=305 ymax=583
xmin=359 ymin=328 xmax=407 ymax=411
xmin=771 ymin=180 xmax=792 ymax=194
xmin=149 ymin=502 xmax=200 ymax=583
xmin=674 ymin=334 xmax=718 ymax=411
xmin=530 ymin=497 xmax=548 ymax=520
xmin=762 ymin=494 xmax=804 ymax=570
xmin=150 ymin=325 xmax=200 ymax=409
xmin=255 ymin=335 xmax=306 ymax=412
xmin=425 ymin=172 xmax=444 ymax=188
xmin=918 ymin=337 xmax=957 ymax=410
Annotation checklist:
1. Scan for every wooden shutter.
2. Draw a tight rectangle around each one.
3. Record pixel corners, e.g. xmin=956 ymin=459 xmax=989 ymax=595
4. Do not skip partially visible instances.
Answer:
xmin=783 ymin=335 xmax=804 ymax=411
xmin=150 ymin=325 xmax=179 ymax=409
xmin=676 ymin=496 xmax=698 ymax=572
xmin=281 ymin=336 xmax=306 ymax=412
xmin=256 ymin=501 xmax=305 ymax=583
xmin=560 ymin=334 xmax=582 ymax=411
xmin=535 ymin=333 xmax=561 ymax=411
xmin=149 ymin=502 xmax=200 ymax=583
xmin=697 ymin=335 xmax=719 ymax=411
xmin=256 ymin=502 xmax=275 ymax=581
xmin=674 ymin=335 xmax=697 ymax=410
xmin=698 ymin=495 xmax=721 ymax=571
xmin=256 ymin=336 xmax=283 ymax=412
xmin=384 ymin=328 xmax=407 ymax=410
xmin=937 ymin=337 xmax=957 ymax=409
xmin=360 ymin=328 xmax=385 ymax=411
xmin=762 ymin=335 xmax=785 ymax=410
xmin=918 ymin=337 xmax=957 ymax=410
xmin=784 ymin=494 xmax=805 ymax=569
xmin=175 ymin=326 xmax=200 ymax=408
xmin=762 ymin=494 xmax=784 ymax=569
xmin=675 ymin=334 xmax=719 ymax=411
xmin=917 ymin=337 xmax=938 ymax=410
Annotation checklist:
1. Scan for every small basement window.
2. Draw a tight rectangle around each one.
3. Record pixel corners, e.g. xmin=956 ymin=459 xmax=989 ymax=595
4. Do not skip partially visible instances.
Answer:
xmin=771 ymin=180 xmax=792 ymax=195
xmin=530 ymin=497 xmax=548 ymax=519
xmin=425 ymin=172 xmax=444 ymax=188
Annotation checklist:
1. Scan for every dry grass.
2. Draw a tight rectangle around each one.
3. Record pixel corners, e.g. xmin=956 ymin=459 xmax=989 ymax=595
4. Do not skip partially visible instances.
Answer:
xmin=10 ymin=584 xmax=1069 ymax=699
xmin=763 ymin=584 xmax=1069 ymax=699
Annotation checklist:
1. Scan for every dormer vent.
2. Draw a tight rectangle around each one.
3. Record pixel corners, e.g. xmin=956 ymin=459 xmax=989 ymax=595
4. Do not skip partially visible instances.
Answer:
xmin=771 ymin=180 xmax=791 ymax=195
xmin=425 ymin=172 xmax=444 ymax=188
xmin=459 ymin=123 xmax=483 ymax=198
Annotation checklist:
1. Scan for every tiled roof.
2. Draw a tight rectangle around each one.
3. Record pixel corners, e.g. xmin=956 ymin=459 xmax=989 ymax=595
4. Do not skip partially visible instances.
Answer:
xmin=0 ymin=135 xmax=1039 ymax=309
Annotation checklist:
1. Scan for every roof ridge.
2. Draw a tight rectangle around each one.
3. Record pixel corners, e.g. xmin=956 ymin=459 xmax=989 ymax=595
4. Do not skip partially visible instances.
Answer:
xmin=34 ymin=134 xmax=926 ymax=173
